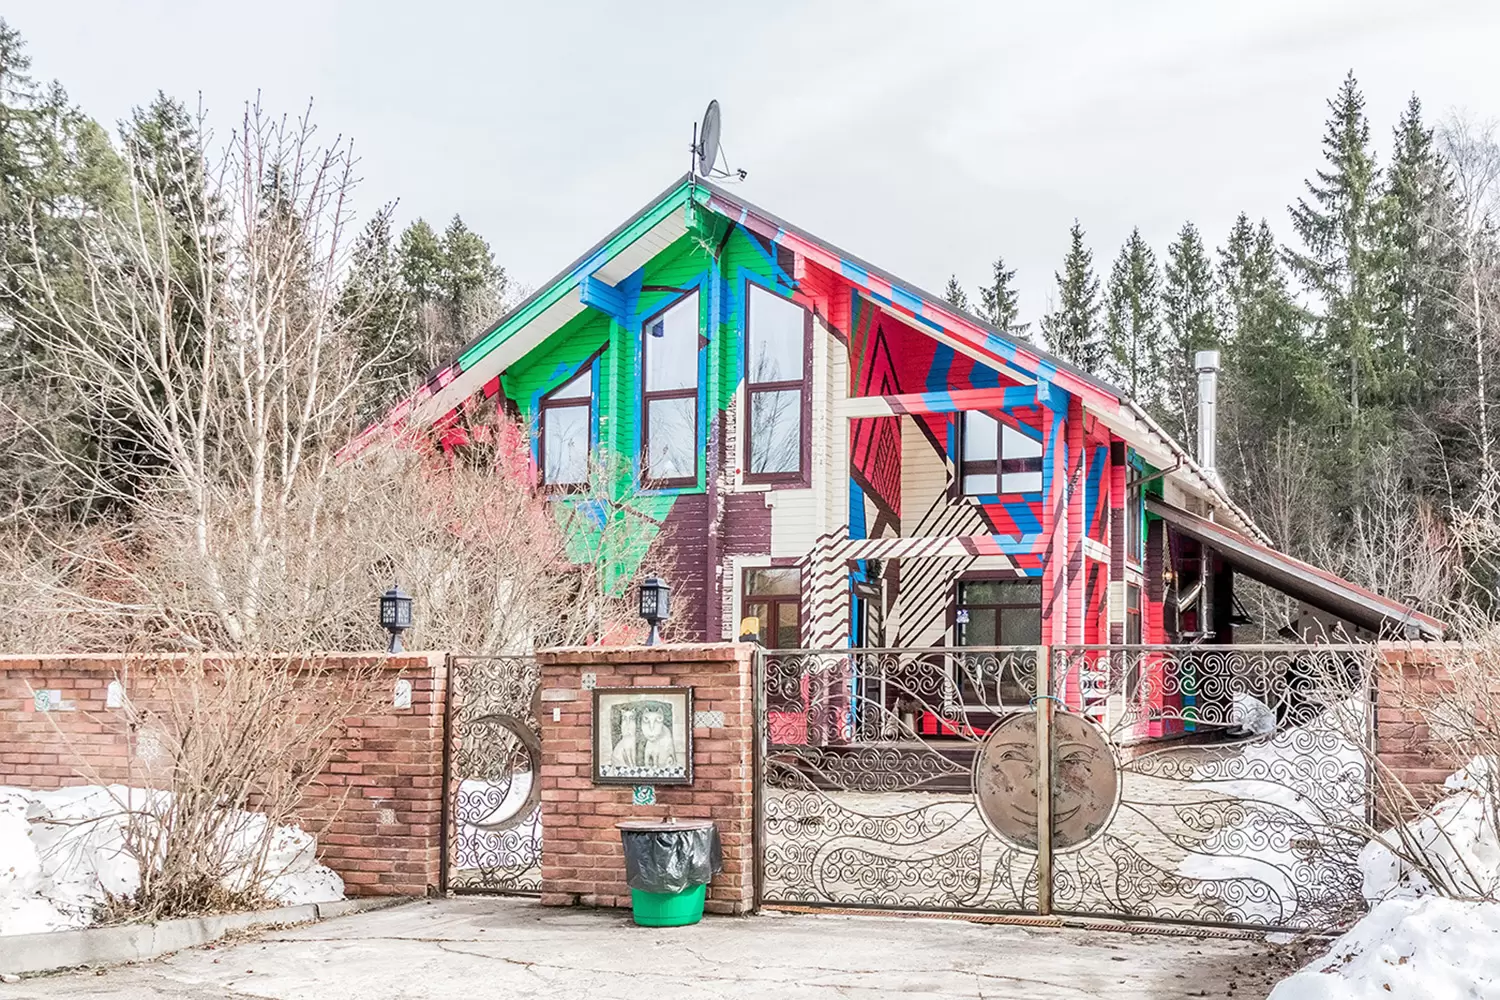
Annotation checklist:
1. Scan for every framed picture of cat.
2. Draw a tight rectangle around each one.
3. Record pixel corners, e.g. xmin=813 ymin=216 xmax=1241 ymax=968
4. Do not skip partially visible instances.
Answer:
xmin=591 ymin=686 xmax=694 ymax=785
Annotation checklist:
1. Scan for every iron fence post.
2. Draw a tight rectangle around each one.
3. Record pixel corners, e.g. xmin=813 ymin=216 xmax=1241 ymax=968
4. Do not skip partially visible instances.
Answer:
xmin=751 ymin=646 xmax=767 ymax=913
xmin=1034 ymin=644 xmax=1053 ymax=916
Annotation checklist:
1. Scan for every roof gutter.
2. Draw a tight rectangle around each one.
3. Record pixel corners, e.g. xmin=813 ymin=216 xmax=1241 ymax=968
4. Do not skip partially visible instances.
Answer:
xmin=1117 ymin=399 xmax=1271 ymax=546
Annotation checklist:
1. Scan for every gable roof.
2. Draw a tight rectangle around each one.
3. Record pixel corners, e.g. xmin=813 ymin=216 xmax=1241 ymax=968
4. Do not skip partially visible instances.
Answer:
xmin=343 ymin=173 xmax=1263 ymax=540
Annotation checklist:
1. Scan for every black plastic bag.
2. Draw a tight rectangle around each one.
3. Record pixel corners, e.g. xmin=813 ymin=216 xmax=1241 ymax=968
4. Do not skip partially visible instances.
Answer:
xmin=620 ymin=824 xmax=723 ymax=894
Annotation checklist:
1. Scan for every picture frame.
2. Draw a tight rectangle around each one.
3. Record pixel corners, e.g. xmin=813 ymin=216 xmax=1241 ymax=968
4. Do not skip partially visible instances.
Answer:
xmin=591 ymin=686 xmax=694 ymax=785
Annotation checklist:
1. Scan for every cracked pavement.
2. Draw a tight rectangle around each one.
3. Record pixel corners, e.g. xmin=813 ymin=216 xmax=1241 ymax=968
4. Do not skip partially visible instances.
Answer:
xmin=0 ymin=897 xmax=1298 ymax=999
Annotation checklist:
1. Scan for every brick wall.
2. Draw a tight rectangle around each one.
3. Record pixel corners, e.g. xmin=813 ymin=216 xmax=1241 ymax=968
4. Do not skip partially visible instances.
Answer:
xmin=0 ymin=652 xmax=447 ymax=897
xmin=535 ymin=643 xmax=756 ymax=915
xmin=1374 ymin=643 xmax=1466 ymax=814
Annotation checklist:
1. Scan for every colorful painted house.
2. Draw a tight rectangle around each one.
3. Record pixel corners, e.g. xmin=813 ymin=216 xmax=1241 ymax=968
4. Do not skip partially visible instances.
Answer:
xmin=348 ymin=174 xmax=1445 ymax=716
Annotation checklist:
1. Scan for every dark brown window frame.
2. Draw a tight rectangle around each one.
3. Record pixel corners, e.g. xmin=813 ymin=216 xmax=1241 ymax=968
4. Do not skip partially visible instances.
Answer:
xmin=742 ymin=282 xmax=812 ymax=486
xmin=952 ymin=574 xmax=1043 ymax=707
xmin=952 ymin=575 xmax=1044 ymax=644
xmin=640 ymin=293 xmax=702 ymax=490
xmin=956 ymin=411 xmax=1045 ymax=497
xmin=537 ymin=368 xmax=593 ymax=492
xmin=741 ymin=565 xmax=802 ymax=649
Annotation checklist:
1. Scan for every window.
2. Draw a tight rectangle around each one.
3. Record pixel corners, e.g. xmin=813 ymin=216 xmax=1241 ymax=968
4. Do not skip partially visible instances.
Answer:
xmin=959 ymin=412 xmax=1043 ymax=495
xmin=955 ymin=579 xmax=1042 ymax=705
xmin=1126 ymin=478 xmax=1143 ymax=563
xmin=744 ymin=285 xmax=808 ymax=481
xmin=641 ymin=292 xmax=700 ymax=486
xmin=538 ymin=368 xmax=591 ymax=487
xmin=742 ymin=567 xmax=801 ymax=648
xmin=1125 ymin=583 xmax=1143 ymax=701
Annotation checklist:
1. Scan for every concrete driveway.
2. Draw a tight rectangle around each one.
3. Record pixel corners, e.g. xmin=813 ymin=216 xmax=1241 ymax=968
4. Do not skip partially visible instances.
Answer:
xmin=1 ymin=897 xmax=1303 ymax=999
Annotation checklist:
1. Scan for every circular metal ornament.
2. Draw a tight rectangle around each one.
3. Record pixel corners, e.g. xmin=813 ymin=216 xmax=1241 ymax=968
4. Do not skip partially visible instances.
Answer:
xmin=455 ymin=713 xmax=541 ymax=832
xmin=971 ymin=710 xmax=1121 ymax=853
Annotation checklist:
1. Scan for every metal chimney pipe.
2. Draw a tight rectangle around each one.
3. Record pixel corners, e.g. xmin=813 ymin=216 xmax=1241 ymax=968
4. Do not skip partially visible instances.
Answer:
xmin=1195 ymin=349 xmax=1220 ymax=482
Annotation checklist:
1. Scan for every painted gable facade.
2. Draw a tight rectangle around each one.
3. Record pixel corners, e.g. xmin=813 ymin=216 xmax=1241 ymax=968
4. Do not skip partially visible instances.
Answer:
xmin=352 ymin=175 xmax=1443 ymax=730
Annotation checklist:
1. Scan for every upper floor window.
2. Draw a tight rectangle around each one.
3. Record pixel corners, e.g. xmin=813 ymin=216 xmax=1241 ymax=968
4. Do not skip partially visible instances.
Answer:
xmin=959 ymin=412 xmax=1043 ymax=495
xmin=539 ymin=367 xmax=591 ymax=488
xmin=641 ymin=292 xmax=700 ymax=487
xmin=745 ymin=285 xmax=808 ymax=482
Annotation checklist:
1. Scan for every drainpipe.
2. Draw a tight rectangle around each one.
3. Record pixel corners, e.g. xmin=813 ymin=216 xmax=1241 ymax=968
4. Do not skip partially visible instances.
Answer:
xmin=1195 ymin=350 xmax=1220 ymax=486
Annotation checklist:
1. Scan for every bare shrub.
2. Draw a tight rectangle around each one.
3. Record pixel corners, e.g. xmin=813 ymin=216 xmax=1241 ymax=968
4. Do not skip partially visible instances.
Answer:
xmin=33 ymin=651 xmax=384 ymax=922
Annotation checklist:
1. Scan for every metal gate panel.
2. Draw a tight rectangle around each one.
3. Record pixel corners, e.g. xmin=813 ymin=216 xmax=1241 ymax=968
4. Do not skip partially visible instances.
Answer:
xmin=1048 ymin=645 xmax=1373 ymax=930
xmin=758 ymin=647 xmax=1042 ymax=914
xmin=444 ymin=654 xmax=543 ymax=894
xmin=755 ymin=644 xmax=1375 ymax=932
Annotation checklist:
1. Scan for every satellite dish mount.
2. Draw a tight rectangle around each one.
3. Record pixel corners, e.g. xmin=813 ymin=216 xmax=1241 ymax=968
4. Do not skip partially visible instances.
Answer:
xmin=691 ymin=100 xmax=747 ymax=182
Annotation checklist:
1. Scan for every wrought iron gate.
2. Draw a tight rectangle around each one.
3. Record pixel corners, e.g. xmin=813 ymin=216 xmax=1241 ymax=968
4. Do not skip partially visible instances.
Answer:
xmin=756 ymin=644 xmax=1374 ymax=931
xmin=443 ymin=654 xmax=543 ymax=893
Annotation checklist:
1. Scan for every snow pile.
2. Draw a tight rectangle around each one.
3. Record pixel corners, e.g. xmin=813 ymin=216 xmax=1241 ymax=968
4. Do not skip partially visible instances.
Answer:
xmin=1359 ymin=757 xmax=1500 ymax=902
xmin=1269 ymin=757 xmax=1500 ymax=999
xmin=1268 ymin=895 xmax=1500 ymax=999
xmin=0 ymin=784 xmax=343 ymax=937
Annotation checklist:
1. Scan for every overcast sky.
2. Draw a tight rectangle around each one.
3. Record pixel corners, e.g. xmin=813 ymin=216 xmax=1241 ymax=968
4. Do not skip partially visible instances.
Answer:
xmin=10 ymin=0 xmax=1500 ymax=328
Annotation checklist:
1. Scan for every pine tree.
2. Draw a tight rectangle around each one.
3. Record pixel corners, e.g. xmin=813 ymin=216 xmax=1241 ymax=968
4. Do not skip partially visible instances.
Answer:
xmin=943 ymin=275 xmax=970 ymax=311
xmin=1040 ymin=221 xmax=1105 ymax=372
xmin=1103 ymin=228 xmax=1164 ymax=403
xmin=1287 ymin=72 xmax=1388 ymax=445
xmin=343 ymin=209 xmax=413 ymax=416
xmin=398 ymin=218 xmax=444 ymax=303
xmin=1161 ymin=222 xmax=1222 ymax=442
xmin=1378 ymin=95 xmax=1452 ymax=410
xmin=978 ymin=256 xmax=1022 ymax=334
xmin=440 ymin=214 xmax=505 ymax=318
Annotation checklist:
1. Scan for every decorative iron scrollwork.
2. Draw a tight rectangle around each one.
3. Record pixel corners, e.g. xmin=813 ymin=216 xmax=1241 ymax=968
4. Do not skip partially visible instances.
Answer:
xmin=447 ymin=656 xmax=543 ymax=894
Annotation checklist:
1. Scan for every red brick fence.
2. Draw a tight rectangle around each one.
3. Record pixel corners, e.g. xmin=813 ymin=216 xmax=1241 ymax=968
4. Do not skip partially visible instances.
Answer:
xmin=0 ymin=642 xmax=1473 ymax=907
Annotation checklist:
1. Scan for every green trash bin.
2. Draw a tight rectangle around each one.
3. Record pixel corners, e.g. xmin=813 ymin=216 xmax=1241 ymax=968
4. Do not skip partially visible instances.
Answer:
xmin=616 ymin=819 xmax=722 ymax=927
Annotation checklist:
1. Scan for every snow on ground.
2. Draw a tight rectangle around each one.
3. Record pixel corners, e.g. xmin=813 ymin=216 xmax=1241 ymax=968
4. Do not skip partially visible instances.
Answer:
xmin=1360 ymin=758 xmax=1500 ymax=902
xmin=1270 ymin=756 xmax=1500 ymax=999
xmin=1268 ymin=896 xmax=1500 ymax=999
xmin=0 ymin=784 xmax=343 ymax=937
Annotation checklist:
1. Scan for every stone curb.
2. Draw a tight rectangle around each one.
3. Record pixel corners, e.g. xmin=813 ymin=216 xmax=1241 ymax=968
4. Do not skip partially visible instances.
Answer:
xmin=0 ymin=896 xmax=408 ymax=977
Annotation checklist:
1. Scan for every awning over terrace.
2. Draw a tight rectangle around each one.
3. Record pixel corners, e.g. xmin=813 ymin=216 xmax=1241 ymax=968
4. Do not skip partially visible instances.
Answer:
xmin=1146 ymin=497 xmax=1448 ymax=640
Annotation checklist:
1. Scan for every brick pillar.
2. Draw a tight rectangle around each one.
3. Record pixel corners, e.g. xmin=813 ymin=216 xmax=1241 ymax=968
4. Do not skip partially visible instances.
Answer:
xmin=535 ymin=643 xmax=757 ymax=915
xmin=1374 ymin=643 xmax=1460 ymax=818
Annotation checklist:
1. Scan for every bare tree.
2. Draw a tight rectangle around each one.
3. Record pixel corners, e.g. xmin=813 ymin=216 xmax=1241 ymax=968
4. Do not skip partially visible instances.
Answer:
xmin=1432 ymin=117 xmax=1500 ymax=488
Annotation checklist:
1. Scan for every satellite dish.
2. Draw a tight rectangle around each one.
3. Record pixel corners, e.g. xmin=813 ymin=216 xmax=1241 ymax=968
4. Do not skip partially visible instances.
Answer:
xmin=696 ymin=100 xmax=721 ymax=177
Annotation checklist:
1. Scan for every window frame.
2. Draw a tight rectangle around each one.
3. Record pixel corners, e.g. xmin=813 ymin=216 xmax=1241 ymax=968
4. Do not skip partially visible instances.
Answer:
xmin=952 ymin=575 xmax=1044 ymax=708
xmin=741 ymin=566 xmax=802 ymax=649
xmin=536 ymin=366 xmax=594 ymax=491
xmin=957 ymin=411 xmax=1044 ymax=497
xmin=640 ymin=292 xmax=702 ymax=490
xmin=742 ymin=282 xmax=812 ymax=486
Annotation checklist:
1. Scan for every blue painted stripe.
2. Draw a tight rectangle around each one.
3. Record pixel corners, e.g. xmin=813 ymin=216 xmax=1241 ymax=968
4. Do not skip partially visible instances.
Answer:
xmin=889 ymin=284 xmax=923 ymax=314
xmin=1003 ymin=501 xmax=1044 ymax=536
xmin=841 ymin=259 xmax=869 ymax=284
xmin=927 ymin=344 xmax=955 ymax=393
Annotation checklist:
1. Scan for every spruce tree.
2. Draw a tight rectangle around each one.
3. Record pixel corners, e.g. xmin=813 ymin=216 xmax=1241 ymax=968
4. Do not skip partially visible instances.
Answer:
xmin=1378 ymin=94 xmax=1452 ymax=410
xmin=1040 ymin=221 xmax=1105 ymax=372
xmin=943 ymin=275 xmax=970 ymax=311
xmin=398 ymin=218 xmax=444 ymax=303
xmin=978 ymin=256 xmax=1022 ymax=333
xmin=343 ymin=209 xmax=414 ymax=416
xmin=1103 ymin=228 xmax=1164 ymax=403
xmin=1287 ymin=72 xmax=1388 ymax=445
xmin=1162 ymin=222 xmax=1222 ymax=442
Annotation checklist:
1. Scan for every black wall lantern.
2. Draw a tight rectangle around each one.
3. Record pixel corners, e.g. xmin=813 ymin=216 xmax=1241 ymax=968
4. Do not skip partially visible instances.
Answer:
xmin=379 ymin=583 xmax=414 ymax=653
xmin=638 ymin=575 xmax=670 ymax=646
